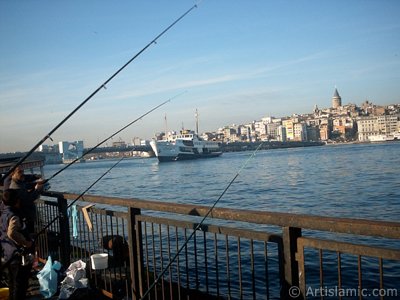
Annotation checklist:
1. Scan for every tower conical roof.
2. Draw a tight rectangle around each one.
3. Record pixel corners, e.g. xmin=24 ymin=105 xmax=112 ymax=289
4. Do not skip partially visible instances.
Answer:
xmin=333 ymin=88 xmax=341 ymax=98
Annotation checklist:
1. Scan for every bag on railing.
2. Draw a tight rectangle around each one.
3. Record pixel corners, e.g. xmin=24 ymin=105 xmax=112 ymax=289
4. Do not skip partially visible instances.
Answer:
xmin=37 ymin=256 xmax=62 ymax=298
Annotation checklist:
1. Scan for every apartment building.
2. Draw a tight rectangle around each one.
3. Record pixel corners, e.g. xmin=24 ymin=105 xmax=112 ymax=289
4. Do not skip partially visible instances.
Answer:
xmin=357 ymin=115 xmax=399 ymax=141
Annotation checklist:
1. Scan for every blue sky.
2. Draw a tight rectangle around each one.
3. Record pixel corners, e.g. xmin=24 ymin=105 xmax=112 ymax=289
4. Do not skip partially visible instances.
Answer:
xmin=1 ymin=0 xmax=399 ymax=153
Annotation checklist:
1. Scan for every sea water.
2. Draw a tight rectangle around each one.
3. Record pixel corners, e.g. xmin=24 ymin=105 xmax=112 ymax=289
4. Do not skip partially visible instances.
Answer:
xmin=45 ymin=142 xmax=400 ymax=298
xmin=46 ymin=142 xmax=400 ymax=220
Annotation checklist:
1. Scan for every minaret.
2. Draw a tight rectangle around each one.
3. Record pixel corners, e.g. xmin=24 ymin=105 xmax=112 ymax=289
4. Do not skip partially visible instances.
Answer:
xmin=332 ymin=88 xmax=342 ymax=109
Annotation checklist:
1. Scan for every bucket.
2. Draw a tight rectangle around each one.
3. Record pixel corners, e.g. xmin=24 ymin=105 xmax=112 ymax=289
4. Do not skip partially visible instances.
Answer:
xmin=0 ymin=288 xmax=9 ymax=300
xmin=90 ymin=253 xmax=108 ymax=270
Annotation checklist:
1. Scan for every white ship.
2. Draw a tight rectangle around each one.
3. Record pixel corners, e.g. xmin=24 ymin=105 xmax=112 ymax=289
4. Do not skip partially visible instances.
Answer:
xmin=369 ymin=133 xmax=400 ymax=142
xmin=150 ymin=130 xmax=222 ymax=162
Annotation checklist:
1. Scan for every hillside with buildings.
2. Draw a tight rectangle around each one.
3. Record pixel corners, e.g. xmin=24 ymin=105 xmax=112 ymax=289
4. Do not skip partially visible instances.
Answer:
xmin=3 ymin=89 xmax=399 ymax=163
xmin=200 ymin=89 xmax=400 ymax=144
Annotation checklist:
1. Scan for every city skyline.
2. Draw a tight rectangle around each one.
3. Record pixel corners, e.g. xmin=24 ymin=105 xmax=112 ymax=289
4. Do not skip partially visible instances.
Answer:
xmin=1 ymin=1 xmax=400 ymax=153
xmin=3 ymin=95 xmax=399 ymax=154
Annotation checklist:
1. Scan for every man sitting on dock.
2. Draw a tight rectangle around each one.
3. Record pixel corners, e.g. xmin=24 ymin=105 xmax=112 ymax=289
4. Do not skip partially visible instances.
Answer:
xmin=1 ymin=189 xmax=35 ymax=300
xmin=8 ymin=167 xmax=44 ymax=234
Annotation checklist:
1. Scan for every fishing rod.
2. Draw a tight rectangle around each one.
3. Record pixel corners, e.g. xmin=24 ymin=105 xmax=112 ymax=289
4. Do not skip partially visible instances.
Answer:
xmin=37 ymin=91 xmax=185 ymax=232
xmin=1 ymin=4 xmax=198 ymax=181
xmin=140 ymin=142 xmax=265 ymax=300
xmin=44 ymin=91 xmax=185 ymax=184
xmin=0 ymin=157 xmax=124 ymax=272
xmin=36 ymin=157 xmax=125 ymax=237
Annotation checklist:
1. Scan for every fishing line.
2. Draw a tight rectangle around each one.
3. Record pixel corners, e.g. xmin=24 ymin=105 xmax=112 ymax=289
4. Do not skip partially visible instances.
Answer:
xmin=0 ymin=157 xmax=124 ymax=272
xmin=44 ymin=91 xmax=186 ymax=183
xmin=36 ymin=157 xmax=125 ymax=237
xmin=38 ymin=91 xmax=185 ymax=236
xmin=1 ymin=4 xmax=198 ymax=181
xmin=140 ymin=142 xmax=264 ymax=300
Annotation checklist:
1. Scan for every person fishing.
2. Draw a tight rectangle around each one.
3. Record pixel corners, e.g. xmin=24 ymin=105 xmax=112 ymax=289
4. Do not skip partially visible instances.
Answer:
xmin=8 ymin=167 xmax=44 ymax=234
xmin=0 ymin=189 xmax=35 ymax=300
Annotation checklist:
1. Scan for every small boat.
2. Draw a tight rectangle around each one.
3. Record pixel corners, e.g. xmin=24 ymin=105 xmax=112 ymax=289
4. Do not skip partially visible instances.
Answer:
xmin=150 ymin=130 xmax=222 ymax=162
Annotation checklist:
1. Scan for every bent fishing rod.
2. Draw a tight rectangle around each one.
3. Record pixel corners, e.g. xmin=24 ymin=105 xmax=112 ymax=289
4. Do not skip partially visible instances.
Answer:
xmin=44 ymin=91 xmax=185 ymax=184
xmin=35 ymin=157 xmax=125 ymax=238
xmin=0 ymin=157 xmax=125 ymax=272
xmin=2 ymin=4 xmax=198 ymax=181
xmin=140 ymin=142 xmax=264 ymax=300
xmin=37 ymin=92 xmax=184 ymax=232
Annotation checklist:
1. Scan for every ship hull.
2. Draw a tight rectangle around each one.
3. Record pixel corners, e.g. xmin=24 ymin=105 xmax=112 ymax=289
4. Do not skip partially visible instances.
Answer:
xmin=157 ymin=151 xmax=222 ymax=162
xmin=369 ymin=134 xmax=400 ymax=142
xmin=150 ymin=138 xmax=222 ymax=163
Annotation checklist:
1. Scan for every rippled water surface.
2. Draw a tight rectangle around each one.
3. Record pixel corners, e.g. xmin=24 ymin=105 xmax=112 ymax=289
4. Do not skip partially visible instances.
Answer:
xmin=44 ymin=142 xmax=400 ymax=298
xmin=46 ymin=142 xmax=400 ymax=221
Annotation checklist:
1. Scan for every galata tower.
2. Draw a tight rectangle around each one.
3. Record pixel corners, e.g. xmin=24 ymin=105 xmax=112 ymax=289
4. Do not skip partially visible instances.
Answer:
xmin=332 ymin=88 xmax=342 ymax=109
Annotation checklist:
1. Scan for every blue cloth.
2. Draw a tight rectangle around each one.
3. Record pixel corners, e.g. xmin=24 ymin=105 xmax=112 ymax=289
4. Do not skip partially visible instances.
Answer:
xmin=71 ymin=205 xmax=78 ymax=239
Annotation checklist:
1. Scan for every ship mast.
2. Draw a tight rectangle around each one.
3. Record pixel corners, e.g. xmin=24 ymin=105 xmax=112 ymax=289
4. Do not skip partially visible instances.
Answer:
xmin=164 ymin=113 xmax=168 ymax=139
xmin=195 ymin=108 xmax=199 ymax=134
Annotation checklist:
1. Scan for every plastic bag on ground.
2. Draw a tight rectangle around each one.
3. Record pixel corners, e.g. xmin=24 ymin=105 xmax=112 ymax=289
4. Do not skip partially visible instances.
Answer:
xmin=59 ymin=260 xmax=88 ymax=299
xmin=37 ymin=256 xmax=61 ymax=298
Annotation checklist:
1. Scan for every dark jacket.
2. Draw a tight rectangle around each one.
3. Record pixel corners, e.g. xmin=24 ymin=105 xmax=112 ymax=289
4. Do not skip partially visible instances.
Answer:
xmin=9 ymin=179 xmax=39 ymax=233
xmin=0 ymin=205 xmax=31 ymax=264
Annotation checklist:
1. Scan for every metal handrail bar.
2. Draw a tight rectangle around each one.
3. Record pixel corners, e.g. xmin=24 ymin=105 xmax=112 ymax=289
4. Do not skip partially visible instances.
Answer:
xmin=136 ymin=214 xmax=282 ymax=243
xmin=297 ymin=237 xmax=400 ymax=260
xmin=43 ymin=191 xmax=400 ymax=239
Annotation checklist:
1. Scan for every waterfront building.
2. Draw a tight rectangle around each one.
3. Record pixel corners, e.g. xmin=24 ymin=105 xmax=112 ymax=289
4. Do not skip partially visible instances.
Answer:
xmin=38 ymin=144 xmax=62 ymax=164
xmin=377 ymin=115 xmax=399 ymax=135
xmin=112 ymin=140 xmax=127 ymax=148
xmin=277 ymin=125 xmax=287 ymax=142
xmin=266 ymin=122 xmax=281 ymax=140
xmin=319 ymin=124 xmax=330 ymax=141
xmin=254 ymin=120 xmax=267 ymax=137
xmin=39 ymin=144 xmax=58 ymax=152
xmin=293 ymin=122 xmax=308 ymax=141
xmin=224 ymin=127 xmax=237 ymax=142
xmin=59 ymin=140 xmax=84 ymax=163
xmin=238 ymin=125 xmax=251 ymax=141
xmin=306 ymin=125 xmax=320 ymax=141
xmin=332 ymin=116 xmax=357 ymax=141
xmin=332 ymin=117 xmax=346 ymax=137
xmin=282 ymin=119 xmax=294 ymax=140
xmin=332 ymin=88 xmax=342 ymax=109
xmin=201 ymin=132 xmax=218 ymax=141
xmin=132 ymin=137 xmax=141 ymax=146
xmin=357 ymin=116 xmax=378 ymax=141
xmin=242 ymin=123 xmax=257 ymax=142
xmin=315 ymin=116 xmax=332 ymax=141
xmin=357 ymin=114 xmax=400 ymax=141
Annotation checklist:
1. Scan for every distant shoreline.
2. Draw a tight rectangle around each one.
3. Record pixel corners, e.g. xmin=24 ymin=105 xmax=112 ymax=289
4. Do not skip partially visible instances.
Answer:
xmin=219 ymin=141 xmax=325 ymax=152
xmin=2 ymin=139 xmax=398 ymax=164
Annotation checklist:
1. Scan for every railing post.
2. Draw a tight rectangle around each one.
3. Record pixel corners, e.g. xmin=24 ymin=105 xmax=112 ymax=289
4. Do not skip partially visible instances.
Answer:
xmin=128 ymin=207 xmax=143 ymax=300
xmin=57 ymin=194 xmax=71 ymax=267
xmin=281 ymin=226 xmax=302 ymax=299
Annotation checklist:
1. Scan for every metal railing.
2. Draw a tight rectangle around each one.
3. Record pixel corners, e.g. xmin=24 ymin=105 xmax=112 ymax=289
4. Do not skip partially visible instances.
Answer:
xmin=35 ymin=191 xmax=400 ymax=299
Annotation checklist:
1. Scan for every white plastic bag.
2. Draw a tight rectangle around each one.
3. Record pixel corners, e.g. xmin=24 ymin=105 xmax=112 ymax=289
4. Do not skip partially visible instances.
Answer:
xmin=37 ymin=256 xmax=61 ymax=298
xmin=59 ymin=260 xmax=88 ymax=299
